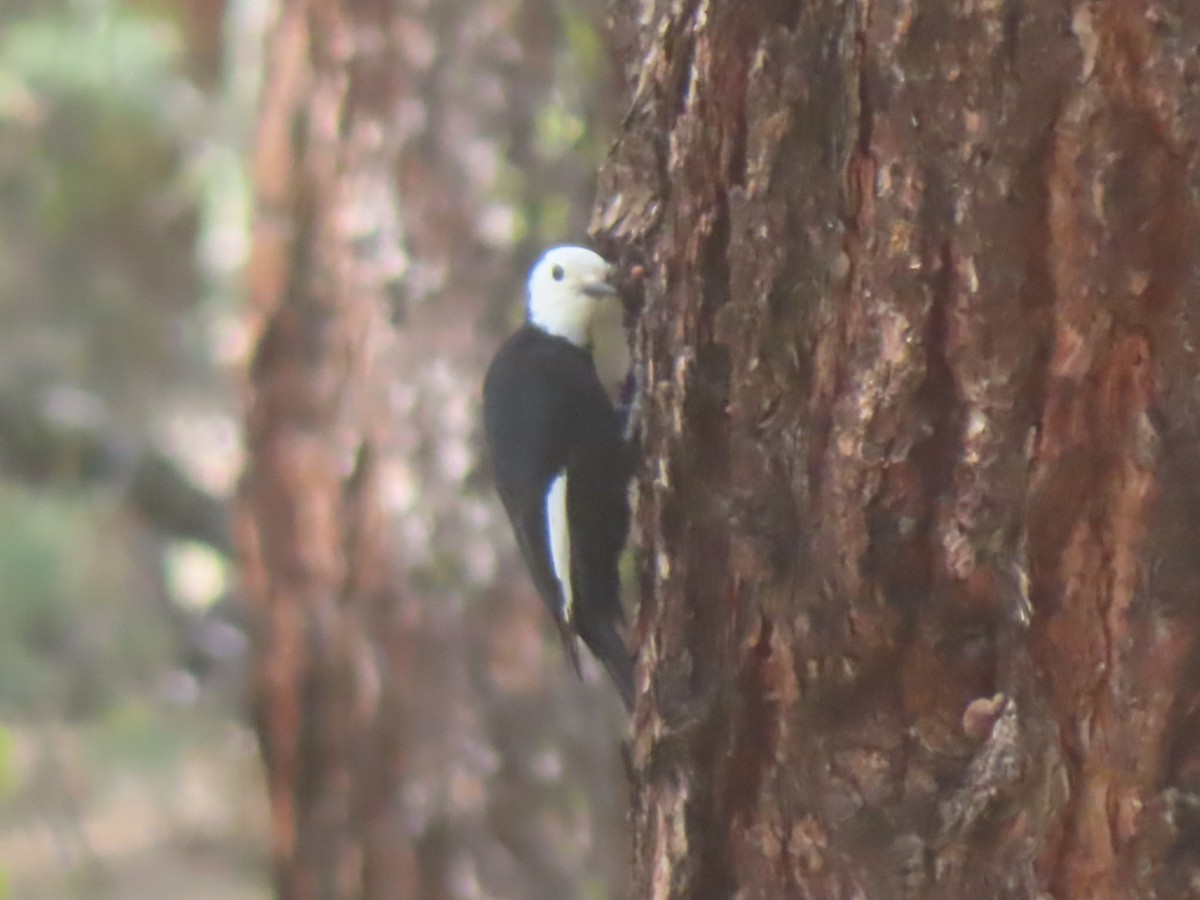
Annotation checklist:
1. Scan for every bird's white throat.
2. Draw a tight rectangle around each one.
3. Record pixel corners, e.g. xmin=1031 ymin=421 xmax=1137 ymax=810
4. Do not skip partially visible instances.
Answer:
xmin=528 ymin=288 xmax=598 ymax=347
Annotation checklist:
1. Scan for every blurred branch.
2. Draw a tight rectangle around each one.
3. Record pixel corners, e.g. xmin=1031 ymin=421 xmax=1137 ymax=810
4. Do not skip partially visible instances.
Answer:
xmin=0 ymin=390 xmax=232 ymax=556
xmin=128 ymin=454 xmax=232 ymax=556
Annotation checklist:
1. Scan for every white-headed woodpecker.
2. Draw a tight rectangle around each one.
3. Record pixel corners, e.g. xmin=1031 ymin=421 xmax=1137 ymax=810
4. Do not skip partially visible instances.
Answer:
xmin=483 ymin=246 xmax=635 ymax=710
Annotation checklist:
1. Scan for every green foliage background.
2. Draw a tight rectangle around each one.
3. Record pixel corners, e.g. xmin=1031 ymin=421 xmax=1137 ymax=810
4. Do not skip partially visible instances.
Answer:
xmin=0 ymin=1 xmax=263 ymax=896
xmin=0 ymin=0 xmax=616 ymax=895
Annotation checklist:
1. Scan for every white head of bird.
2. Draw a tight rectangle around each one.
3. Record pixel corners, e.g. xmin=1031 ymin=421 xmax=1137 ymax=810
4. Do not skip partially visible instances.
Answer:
xmin=526 ymin=245 xmax=618 ymax=347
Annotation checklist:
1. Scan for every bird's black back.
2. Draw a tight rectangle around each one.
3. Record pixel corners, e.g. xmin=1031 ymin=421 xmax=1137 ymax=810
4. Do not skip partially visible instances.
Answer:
xmin=483 ymin=325 xmax=632 ymax=702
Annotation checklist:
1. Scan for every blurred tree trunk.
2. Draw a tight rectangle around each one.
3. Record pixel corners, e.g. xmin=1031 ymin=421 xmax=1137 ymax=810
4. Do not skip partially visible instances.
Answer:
xmin=596 ymin=1 xmax=1200 ymax=897
xmin=239 ymin=1 xmax=411 ymax=896
xmin=241 ymin=0 xmax=627 ymax=898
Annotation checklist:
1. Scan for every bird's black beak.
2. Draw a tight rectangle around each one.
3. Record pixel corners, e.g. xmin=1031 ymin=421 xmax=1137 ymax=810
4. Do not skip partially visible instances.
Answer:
xmin=582 ymin=281 xmax=619 ymax=299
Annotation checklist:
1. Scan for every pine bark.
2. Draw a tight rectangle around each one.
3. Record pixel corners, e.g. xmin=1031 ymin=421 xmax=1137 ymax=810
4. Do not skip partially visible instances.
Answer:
xmin=239 ymin=1 xmax=412 ymax=896
xmin=240 ymin=1 xmax=628 ymax=897
xmin=595 ymin=1 xmax=1200 ymax=897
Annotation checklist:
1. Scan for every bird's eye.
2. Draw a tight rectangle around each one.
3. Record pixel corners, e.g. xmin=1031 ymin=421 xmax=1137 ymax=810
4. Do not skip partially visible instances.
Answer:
xmin=551 ymin=264 xmax=565 ymax=281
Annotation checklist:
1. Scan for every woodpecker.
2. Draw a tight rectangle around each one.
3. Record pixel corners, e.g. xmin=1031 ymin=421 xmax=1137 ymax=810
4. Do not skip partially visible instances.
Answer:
xmin=483 ymin=246 xmax=635 ymax=710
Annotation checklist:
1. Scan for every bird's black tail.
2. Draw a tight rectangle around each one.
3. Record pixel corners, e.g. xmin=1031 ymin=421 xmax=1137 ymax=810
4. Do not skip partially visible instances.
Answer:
xmin=577 ymin=615 xmax=635 ymax=712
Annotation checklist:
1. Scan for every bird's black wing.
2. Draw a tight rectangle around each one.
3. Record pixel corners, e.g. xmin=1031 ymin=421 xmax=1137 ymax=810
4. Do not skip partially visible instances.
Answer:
xmin=562 ymin=374 xmax=634 ymax=708
xmin=483 ymin=327 xmax=610 ymax=671
xmin=497 ymin=483 xmax=583 ymax=675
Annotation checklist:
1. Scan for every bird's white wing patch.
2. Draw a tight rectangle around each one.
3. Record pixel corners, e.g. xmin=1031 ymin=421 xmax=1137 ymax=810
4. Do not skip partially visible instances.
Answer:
xmin=546 ymin=471 xmax=573 ymax=622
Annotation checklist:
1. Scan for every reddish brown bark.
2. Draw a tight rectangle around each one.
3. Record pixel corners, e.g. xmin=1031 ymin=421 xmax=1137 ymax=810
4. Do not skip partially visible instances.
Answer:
xmin=239 ymin=2 xmax=412 ymax=896
xmin=596 ymin=0 xmax=1200 ymax=896
xmin=240 ymin=1 xmax=628 ymax=897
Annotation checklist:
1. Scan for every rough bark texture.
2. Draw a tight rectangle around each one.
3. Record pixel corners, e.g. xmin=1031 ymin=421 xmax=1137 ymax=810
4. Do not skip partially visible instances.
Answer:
xmin=239 ymin=1 xmax=412 ymax=896
xmin=594 ymin=1 xmax=1200 ymax=897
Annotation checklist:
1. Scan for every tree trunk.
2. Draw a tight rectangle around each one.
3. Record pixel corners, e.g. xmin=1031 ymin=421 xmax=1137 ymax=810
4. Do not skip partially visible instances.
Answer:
xmin=596 ymin=1 xmax=1200 ymax=897
xmin=238 ymin=1 xmax=412 ymax=896
xmin=241 ymin=1 xmax=629 ymax=897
